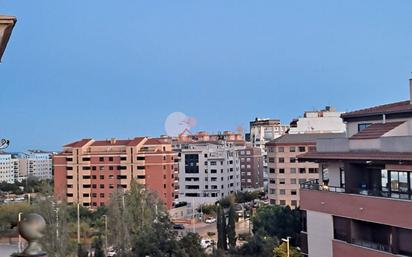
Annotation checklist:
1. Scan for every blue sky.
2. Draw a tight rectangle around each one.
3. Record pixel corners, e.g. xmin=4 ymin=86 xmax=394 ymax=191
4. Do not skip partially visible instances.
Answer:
xmin=1 ymin=0 xmax=412 ymax=151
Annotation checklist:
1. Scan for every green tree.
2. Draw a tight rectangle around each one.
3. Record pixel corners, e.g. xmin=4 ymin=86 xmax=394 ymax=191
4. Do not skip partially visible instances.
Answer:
xmin=252 ymin=205 xmax=301 ymax=245
xmin=178 ymin=233 xmax=207 ymax=257
xmin=216 ymin=204 xmax=227 ymax=250
xmin=93 ymin=236 xmax=105 ymax=257
xmin=237 ymin=233 xmax=277 ymax=257
xmin=273 ymin=242 xmax=302 ymax=257
xmin=227 ymin=203 xmax=237 ymax=248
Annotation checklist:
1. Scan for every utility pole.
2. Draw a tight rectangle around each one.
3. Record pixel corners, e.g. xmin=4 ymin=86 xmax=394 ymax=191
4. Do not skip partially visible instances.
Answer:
xmin=18 ymin=212 xmax=22 ymax=253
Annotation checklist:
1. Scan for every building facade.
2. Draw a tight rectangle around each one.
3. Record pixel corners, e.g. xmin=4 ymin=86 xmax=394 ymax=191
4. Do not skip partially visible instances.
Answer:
xmin=299 ymin=81 xmax=412 ymax=257
xmin=54 ymin=137 xmax=177 ymax=209
xmin=266 ymin=133 xmax=343 ymax=207
xmin=0 ymin=153 xmax=14 ymax=183
xmin=177 ymin=141 xmax=241 ymax=207
xmin=288 ymin=106 xmax=346 ymax=134
xmin=238 ymin=146 xmax=264 ymax=190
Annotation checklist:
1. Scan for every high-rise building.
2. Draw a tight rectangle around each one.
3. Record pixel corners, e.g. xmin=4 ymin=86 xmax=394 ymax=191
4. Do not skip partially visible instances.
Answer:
xmin=299 ymin=81 xmax=412 ymax=257
xmin=266 ymin=133 xmax=344 ymax=207
xmin=25 ymin=150 xmax=53 ymax=180
xmin=250 ymin=118 xmax=289 ymax=187
xmin=177 ymin=141 xmax=241 ymax=207
xmin=238 ymin=146 xmax=264 ymax=190
xmin=53 ymin=137 xmax=177 ymax=209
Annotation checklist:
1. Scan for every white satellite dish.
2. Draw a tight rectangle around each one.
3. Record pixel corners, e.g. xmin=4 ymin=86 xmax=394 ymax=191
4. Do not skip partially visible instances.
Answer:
xmin=164 ymin=112 xmax=196 ymax=137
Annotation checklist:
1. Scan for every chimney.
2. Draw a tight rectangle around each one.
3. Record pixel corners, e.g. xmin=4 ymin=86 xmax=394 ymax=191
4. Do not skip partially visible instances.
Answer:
xmin=410 ymin=78 xmax=412 ymax=104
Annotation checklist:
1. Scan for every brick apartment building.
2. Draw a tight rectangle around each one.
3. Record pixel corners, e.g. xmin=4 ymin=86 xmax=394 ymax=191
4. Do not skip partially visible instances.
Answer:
xmin=54 ymin=137 xmax=177 ymax=209
xmin=238 ymin=146 xmax=264 ymax=190
xmin=266 ymin=133 xmax=343 ymax=207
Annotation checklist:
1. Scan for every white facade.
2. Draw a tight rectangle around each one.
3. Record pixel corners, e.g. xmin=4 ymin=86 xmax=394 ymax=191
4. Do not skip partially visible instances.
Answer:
xmin=26 ymin=152 xmax=53 ymax=180
xmin=289 ymin=107 xmax=346 ymax=134
xmin=306 ymin=211 xmax=334 ymax=257
xmin=178 ymin=142 xmax=241 ymax=207
xmin=0 ymin=154 xmax=14 ymax=183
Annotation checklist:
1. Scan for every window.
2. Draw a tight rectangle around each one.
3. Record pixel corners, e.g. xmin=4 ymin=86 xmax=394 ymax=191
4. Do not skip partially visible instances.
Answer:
xmin=268 ymin=158 xmax=275 ymax=163
xmin=82 ymin=157 xmax=90 ymax=161
xmin=299 ymin=179 xmax=307 ymax=184
xmin=278 ymin=158 xmax=285 ymax=163
xmin=279 ymin=179 xmax=285 ymax=185
xmin=99 ymin=157 xmax=104 ymax=162
xmin=269 ymin=168 xmax=275 ymax=174
xmin=358 ymin=123 xmax=372 ymax=132
xmin=278 ymin=147 xmax=284 ymax=152
xmin=290 ymin=179 xmax=297 ymax=184
xmin=309 ymin=168 xmax=318 ymax=173
xmin=299 ymin=168 xmax=306 ymax=174
xmin=279 ymin=168 xmax=285 ymax=174
xmin=279 ymin=200 xmax=286 ymax=206
xmin=298 ymin=146 xmax=306 ymax=152
xmin=291 ymin=200 xmax=297 ymax=206
xmin=290 ymin=168 xmax=296 ymax=174
xmin=120 ymin=156 xmax=127 ymax=161
xmin=289 ymin=147 xmax=296 ymax=152
xmin=137 ymin=156 xmax=145 ymax=160
xmin=291 ymin=190 xmax=297 ymax=195
xmin=279 ymin=189 xmax=286 ymax=195
xmin=109 ymin=157 xmax=114 ymax=162
xmin=290 ymin=157 xmax=296 ymax=163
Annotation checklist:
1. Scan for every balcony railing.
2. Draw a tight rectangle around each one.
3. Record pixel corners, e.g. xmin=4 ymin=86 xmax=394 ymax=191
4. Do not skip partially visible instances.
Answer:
xmin=301 ymin=179 xmax=412 ymax=201
xmin=300 ymin=179 xmax=345 ymax=193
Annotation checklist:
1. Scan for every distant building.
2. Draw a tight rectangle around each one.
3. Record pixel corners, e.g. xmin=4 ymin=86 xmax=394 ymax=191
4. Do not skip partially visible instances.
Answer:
xmin=288 ymin=106 xmax=346 ymax=134
xmin=299 ymin=80 xmax=412 ymax=257
xmin=25 ymin=151 xmax=53 ymax=180
xmin=0 ymin=153 xmax=14 ymax=183
xmin=249 ymin=118 xmax=289 ymax=188
xmin=266 ymin=133 xmax=344 ymax=207
xmin=53 ymin=137 xmax=177 ymax=209
xmin=177 ymin=141 xmax=241 ymax=207
xmin=238 ymin=146 xmax=264 ymax=190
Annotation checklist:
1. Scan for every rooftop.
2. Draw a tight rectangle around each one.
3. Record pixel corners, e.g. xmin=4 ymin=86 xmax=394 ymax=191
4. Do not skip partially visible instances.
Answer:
xmin=298 ymin=151 xmax=412 ymax=161
xmin=350 ymin=121 xmax=405 ymax=140
xmin=267 ymin=133 xmax=345 ymax=145
xmin=341 ymin=100 xmax=412 ymax=120
xmin=0 ymin=15 xmax=17 ymax=62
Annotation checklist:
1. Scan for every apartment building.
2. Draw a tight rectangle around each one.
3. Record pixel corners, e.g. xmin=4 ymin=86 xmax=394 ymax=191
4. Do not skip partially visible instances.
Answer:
xmin=0 ymin=15 xmax=16 ymax=62
xmin=177 ymin=141 xmax=241 ymax=207
xmin=54 ymin=137 xmax=177 ymax=209
xmin=0 ymin=153 xmax=14 ymax=183
xmin=24 ymin=151 xmax=53 ymax=180
xmin=289 ymin=106 xmax=346 ymax=134
xmin=266 ymin=133 xmax=344 ymax=207
xmin=238 ymin=146 xmax=264 ymax=190
xmin=250 ymin=118 xmax=289 ymax=187
xmin=299 ymin=81 xmax=412 ymax=257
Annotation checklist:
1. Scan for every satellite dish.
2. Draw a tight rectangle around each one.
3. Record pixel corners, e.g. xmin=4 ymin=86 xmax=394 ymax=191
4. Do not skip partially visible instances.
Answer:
xmin=164 ymin=112 xmax=196 ymax=137
xmin=0 ymin=139 xmax=10 ymax=150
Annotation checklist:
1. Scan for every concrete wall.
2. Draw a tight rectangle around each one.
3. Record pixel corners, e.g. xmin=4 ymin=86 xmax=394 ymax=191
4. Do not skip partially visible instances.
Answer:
xmin=307 ymin=210 xmax=333 ymax=257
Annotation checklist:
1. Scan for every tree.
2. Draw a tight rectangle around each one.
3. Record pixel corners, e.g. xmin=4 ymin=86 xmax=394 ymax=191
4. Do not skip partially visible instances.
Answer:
xmin=216 ymin=204 xmax=227 ymax=250
xmin=178 ymin=233 xmax=207 ymax=257
xmin=227 ymin=203 xmax=237 ymax=248
xmin=273 ymin=242 xmax=302 ymax=257
xmin=237 ymin=233 xmax=277 ymax=257
xmin=93 ymin=236 xmax=105 ymax=257
xmin=252 ymin=205 xmax=301 ymax=245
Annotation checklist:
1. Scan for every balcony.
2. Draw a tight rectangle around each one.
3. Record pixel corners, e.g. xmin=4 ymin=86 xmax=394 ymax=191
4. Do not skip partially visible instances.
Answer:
xmin=332 ymin=240 xmax=397 ymax=257
xmin=300 ymin=180 xmax=412 ymax=229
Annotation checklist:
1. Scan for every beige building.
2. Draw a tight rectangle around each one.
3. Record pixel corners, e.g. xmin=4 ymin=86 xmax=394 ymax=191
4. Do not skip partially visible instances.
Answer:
xmin=267 ymin=133 xmax=344 ymax=207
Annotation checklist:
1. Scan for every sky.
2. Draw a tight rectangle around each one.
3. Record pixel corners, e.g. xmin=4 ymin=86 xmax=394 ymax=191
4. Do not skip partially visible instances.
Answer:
xmin=1 ymin=0 xmax=412 ymax=151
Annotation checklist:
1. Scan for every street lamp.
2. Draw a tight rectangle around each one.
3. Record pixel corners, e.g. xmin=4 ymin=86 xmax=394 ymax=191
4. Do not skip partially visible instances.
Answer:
xmin=281 ymin=236 xmax=291 ymax=257
xmin=102 ymin=215 xmax=108 ymax=256
xmin=0 ymin=16 xmax=17 ymax=62
xmin=18 ymin=212 xmax=22 ymax=253
xmin=77 ymin=203 xmax=81 ymax=244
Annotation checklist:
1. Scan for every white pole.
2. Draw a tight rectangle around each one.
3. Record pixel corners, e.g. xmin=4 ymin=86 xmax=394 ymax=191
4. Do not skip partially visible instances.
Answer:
xmin=77 ymin=203 xmax=80 ymax=244
xmin=192 ymin=198 xmax=195 ymax=233
xmin=18 ymin=212 xmax=22 ymax=253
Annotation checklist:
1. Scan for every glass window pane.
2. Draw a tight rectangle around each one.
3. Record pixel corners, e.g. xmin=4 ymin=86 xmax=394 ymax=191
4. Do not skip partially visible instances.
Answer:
xmin=399 ymin=172 xmax=408 ymax=193
xmin=381 ymin=170 xmax=388 ymax=192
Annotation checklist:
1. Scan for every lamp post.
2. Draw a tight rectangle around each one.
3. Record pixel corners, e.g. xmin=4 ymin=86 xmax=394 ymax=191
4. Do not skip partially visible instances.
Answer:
xmin=102 ymin=215 xmax=108 ymax=256
xmin=18 ymin=212 xmax=22 ymax=252
xmin=77 ymin=203 xmax=80 ymax=244
xmin=281 ymin=236 xmax=291 ymax=257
